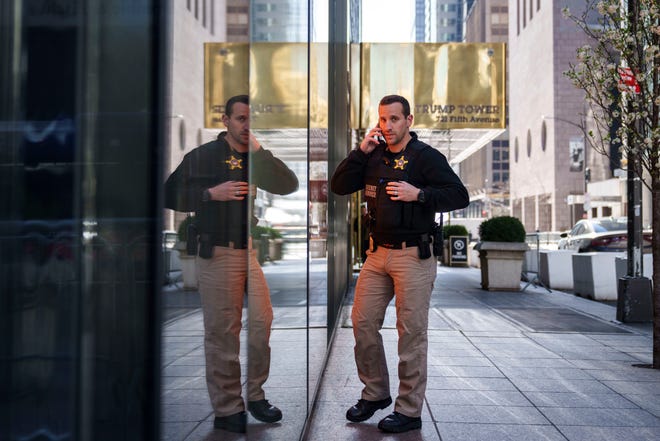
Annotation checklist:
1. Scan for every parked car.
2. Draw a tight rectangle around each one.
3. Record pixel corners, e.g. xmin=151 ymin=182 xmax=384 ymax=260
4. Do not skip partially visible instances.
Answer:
xmin=558 ymin=217 xmax=652 ymax=252
xmin=526 ymin=231 xmax=564 ymax=250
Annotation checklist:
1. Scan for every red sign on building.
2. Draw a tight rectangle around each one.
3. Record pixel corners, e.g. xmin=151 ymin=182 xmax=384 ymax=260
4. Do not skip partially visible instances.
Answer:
xmin=618 ymin=67 xmax=640 ymax=94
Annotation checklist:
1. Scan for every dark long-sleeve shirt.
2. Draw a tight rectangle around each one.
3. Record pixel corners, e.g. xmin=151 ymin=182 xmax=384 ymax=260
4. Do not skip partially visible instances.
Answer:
xmin=165 ymin=132 xmax=298 ymax=238
xmin=330 ymin=132 xmax=468 ymax=241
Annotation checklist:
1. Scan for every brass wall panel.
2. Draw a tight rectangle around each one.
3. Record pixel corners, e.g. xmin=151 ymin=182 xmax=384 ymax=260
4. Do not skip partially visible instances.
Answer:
xmin=204 ymin=43 xmax=249 ymax=128
xmin=413 ymin=43 xmax=505 ymax=129
xmin=205 ymin=43 xmax=328 ymax=129
xmin=360 ymin=43 xmax=415 ymax=128
xmin=205 ymin=42 xmax=505 ymax=130
xmin=360 ymin=43 xmax=506 ymax=129
xmin=349 ymin=43 xmax=361 ymax=130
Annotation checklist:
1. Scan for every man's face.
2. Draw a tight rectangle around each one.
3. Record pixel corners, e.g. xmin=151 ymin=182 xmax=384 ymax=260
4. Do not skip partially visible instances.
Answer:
xmin=223 ymin=102 xmax=250 ymax=147
xmin=378 ymin=102 xmax=412 ymax=146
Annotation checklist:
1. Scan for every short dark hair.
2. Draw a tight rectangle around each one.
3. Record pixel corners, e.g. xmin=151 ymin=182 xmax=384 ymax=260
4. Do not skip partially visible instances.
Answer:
xmin=379 ymin=95 xmax=410 ymax=117
xmin=225 ymin=94 xmax=249 ymax=116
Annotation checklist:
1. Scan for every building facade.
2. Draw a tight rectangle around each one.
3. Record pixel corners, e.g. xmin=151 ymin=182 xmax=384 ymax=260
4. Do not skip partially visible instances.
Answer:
xmin=508 ymin=0 xmax=613 ymax=232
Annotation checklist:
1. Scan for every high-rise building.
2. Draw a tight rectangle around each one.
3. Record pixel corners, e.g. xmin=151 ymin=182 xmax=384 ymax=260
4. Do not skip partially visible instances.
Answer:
xmin=415 ymin=0 xmax=464 ymax=42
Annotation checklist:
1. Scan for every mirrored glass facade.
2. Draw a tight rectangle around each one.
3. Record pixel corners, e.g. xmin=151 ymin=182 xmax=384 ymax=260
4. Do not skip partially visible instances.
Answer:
xmin=2 ymin=2 xmax=504 ymax=440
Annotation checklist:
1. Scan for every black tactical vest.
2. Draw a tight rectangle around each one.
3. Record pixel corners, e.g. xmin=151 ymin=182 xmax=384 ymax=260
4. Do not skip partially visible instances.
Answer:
xmin=363 ymin=141 xmax=431 ymax=239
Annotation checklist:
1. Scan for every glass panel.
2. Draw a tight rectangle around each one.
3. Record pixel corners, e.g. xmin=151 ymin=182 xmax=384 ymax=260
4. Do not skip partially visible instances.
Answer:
xmin=248 ymin=1 xmax=311 ymax=439
xmin=2 ymin=1 xmax=163 ymax=440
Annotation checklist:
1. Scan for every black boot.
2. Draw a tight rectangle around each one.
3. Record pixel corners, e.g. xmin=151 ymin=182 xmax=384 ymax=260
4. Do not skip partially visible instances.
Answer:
xmin=346 ymin=397 xmax=392 ymax=422
xmin=378 ymin=411 xmax=422 ymax=433
xmin=213 ymin=411 xmax=247 ymax=433
xmin=248 ymin=399 xmax=283 ymax=423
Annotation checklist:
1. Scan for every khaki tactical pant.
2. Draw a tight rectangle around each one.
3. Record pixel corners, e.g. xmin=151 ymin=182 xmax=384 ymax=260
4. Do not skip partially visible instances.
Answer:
xmin=351 ymin=243 xmax=436 ymax=417
xmin=196 ymin=245 xmax=273 ymax=417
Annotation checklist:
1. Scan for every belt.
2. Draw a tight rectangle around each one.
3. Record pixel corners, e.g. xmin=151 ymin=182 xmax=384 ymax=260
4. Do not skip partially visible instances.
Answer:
xmin=212 ymin=239 xmax=249 ymax=249
xmin=375 ymin=239 xmax=419 ymax=249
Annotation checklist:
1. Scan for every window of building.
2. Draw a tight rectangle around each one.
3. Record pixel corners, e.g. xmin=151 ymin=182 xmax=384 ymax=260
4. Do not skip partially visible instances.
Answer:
xmin=209 ymin=0 xmax=214 ymax=34
xmin=228 ymin=6 xmax=249 ymax=13
xmin=541 ymin=120 xmax=547 ymax=151
xmin=530 ymin=0 xmax=533 ymax=20
xmin=526 ymin=129 xmax=532 ymax=157
xmin=256 ymin=3 xmax=277 ymax=12
xmin=538 ymin=0 xmax=541 ymax=11
xmin=515 ymin=137 xmax=519 ymax=162
xmin=228 ymin=27 xmax=249 ymax=36
xmin=523 ymin=0 xmax=526 ymax=28
xmin=194 ymin=0 xmax=199 ymax=19
xmin=517 ymin=0 xmax=520 ymax=34
xmin=256 ymin=18 xmax=276 ymax=26
xmin=187 ymin=0 xmax=191 ymax=11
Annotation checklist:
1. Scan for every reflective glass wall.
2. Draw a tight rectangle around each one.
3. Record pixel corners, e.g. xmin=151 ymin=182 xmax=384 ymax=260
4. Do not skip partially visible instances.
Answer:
xmin=1 ymin=1 xmax=167 ymax=440
xmin=2 ymin=1 xmax=353 ymax=440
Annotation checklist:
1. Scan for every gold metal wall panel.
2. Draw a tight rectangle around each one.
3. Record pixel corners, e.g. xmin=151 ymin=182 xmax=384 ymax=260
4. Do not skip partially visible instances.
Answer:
xmin=360 ymin=43 xmax=506 ymax=129
xmin=205 ymin=42 xmax=505 ymax=130
xmin=205 ymin=43 xmax=328 ymax=129
xmin=360 ymin=43 xmax=415 ymax=128
xmin=349 ymin=43 xmax=361 ymax=130
xmin=204 ymin=43 xmax=249 ymax=128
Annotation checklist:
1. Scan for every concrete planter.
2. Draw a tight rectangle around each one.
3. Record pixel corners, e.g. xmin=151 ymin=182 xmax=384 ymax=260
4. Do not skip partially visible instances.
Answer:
xmin=269 ymin=239 xmax=284 ymax=261
xmin=475 ymin=241 xmax=529 ymax=291
xmin=173 ymin=241 xmax=197 ymax=290
xmin=178 ymin=252 xmax=198 ymax=290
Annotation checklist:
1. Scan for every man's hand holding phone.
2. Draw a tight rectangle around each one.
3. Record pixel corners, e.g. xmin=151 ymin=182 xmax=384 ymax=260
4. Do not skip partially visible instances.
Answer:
xmin=359 ymin=126 xmax=386 ymax=154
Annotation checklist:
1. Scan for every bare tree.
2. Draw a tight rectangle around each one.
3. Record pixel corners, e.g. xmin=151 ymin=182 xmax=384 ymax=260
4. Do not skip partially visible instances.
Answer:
xmin=563 ymin=0 xmax=660 ymax=367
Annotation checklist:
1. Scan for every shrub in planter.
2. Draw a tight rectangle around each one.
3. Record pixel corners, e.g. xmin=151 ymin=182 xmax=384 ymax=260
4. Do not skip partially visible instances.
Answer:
xmin=175 ymin=215 xmax=198 ymax=290
xmin=177 ymin=215 xmax=196 ymax=244
xmin=251 ymin=225 xmax=283 ymax=262
xmin=476 ymin=216 xmax=528 ymax=291
xmin=251 ymin=225 xmax=282 ymax=240
xmin=443 ymin=224 xmax=469 ymax=238
xmin=478 ymin=216 xmax=526 ymax=243
xmin=441 ymin=224 xmax=470 ymax=266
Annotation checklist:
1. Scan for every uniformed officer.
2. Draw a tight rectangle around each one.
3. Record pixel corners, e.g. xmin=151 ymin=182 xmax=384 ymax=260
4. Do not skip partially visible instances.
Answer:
xmin=330 ymin=94 xmax=469 ymax=433
xmin=165 ymin=95 xmax=299 ymax=433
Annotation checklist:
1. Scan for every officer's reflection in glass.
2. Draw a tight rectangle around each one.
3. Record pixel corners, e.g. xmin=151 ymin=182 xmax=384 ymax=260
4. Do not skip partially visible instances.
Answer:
xmin=165 ymin=95 xmax=299 ymax=434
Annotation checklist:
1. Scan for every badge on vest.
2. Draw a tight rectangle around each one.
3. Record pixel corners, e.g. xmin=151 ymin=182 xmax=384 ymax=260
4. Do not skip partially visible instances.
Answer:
xmin=393 ymin=156 xmax=408 ymax=170
xmin=225 ymin=155 xmax=243 ymax=170
xmin=365 ymin=184 xmax=377 ymax=198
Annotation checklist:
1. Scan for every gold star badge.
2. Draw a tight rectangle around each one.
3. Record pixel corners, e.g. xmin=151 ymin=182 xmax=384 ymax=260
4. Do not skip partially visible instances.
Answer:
xmin=225 ymin=155 xmax=243 ymax=170
xmin=393 ymin=156 xmax=408 ymax=170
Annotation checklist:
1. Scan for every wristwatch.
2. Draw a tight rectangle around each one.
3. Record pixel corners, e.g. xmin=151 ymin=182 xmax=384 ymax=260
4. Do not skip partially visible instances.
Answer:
xmin=201 ymin=189 xmax=211 ymax=202
xmin=417 ymin=189 xmax=425 ymax=203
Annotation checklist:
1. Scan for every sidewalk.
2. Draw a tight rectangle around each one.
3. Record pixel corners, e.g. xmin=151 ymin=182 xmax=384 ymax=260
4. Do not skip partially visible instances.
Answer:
xmin=161 ymin=264 xmax=660 ymax=441
xmin=305 ymin=265 xmax=659 ymax=441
